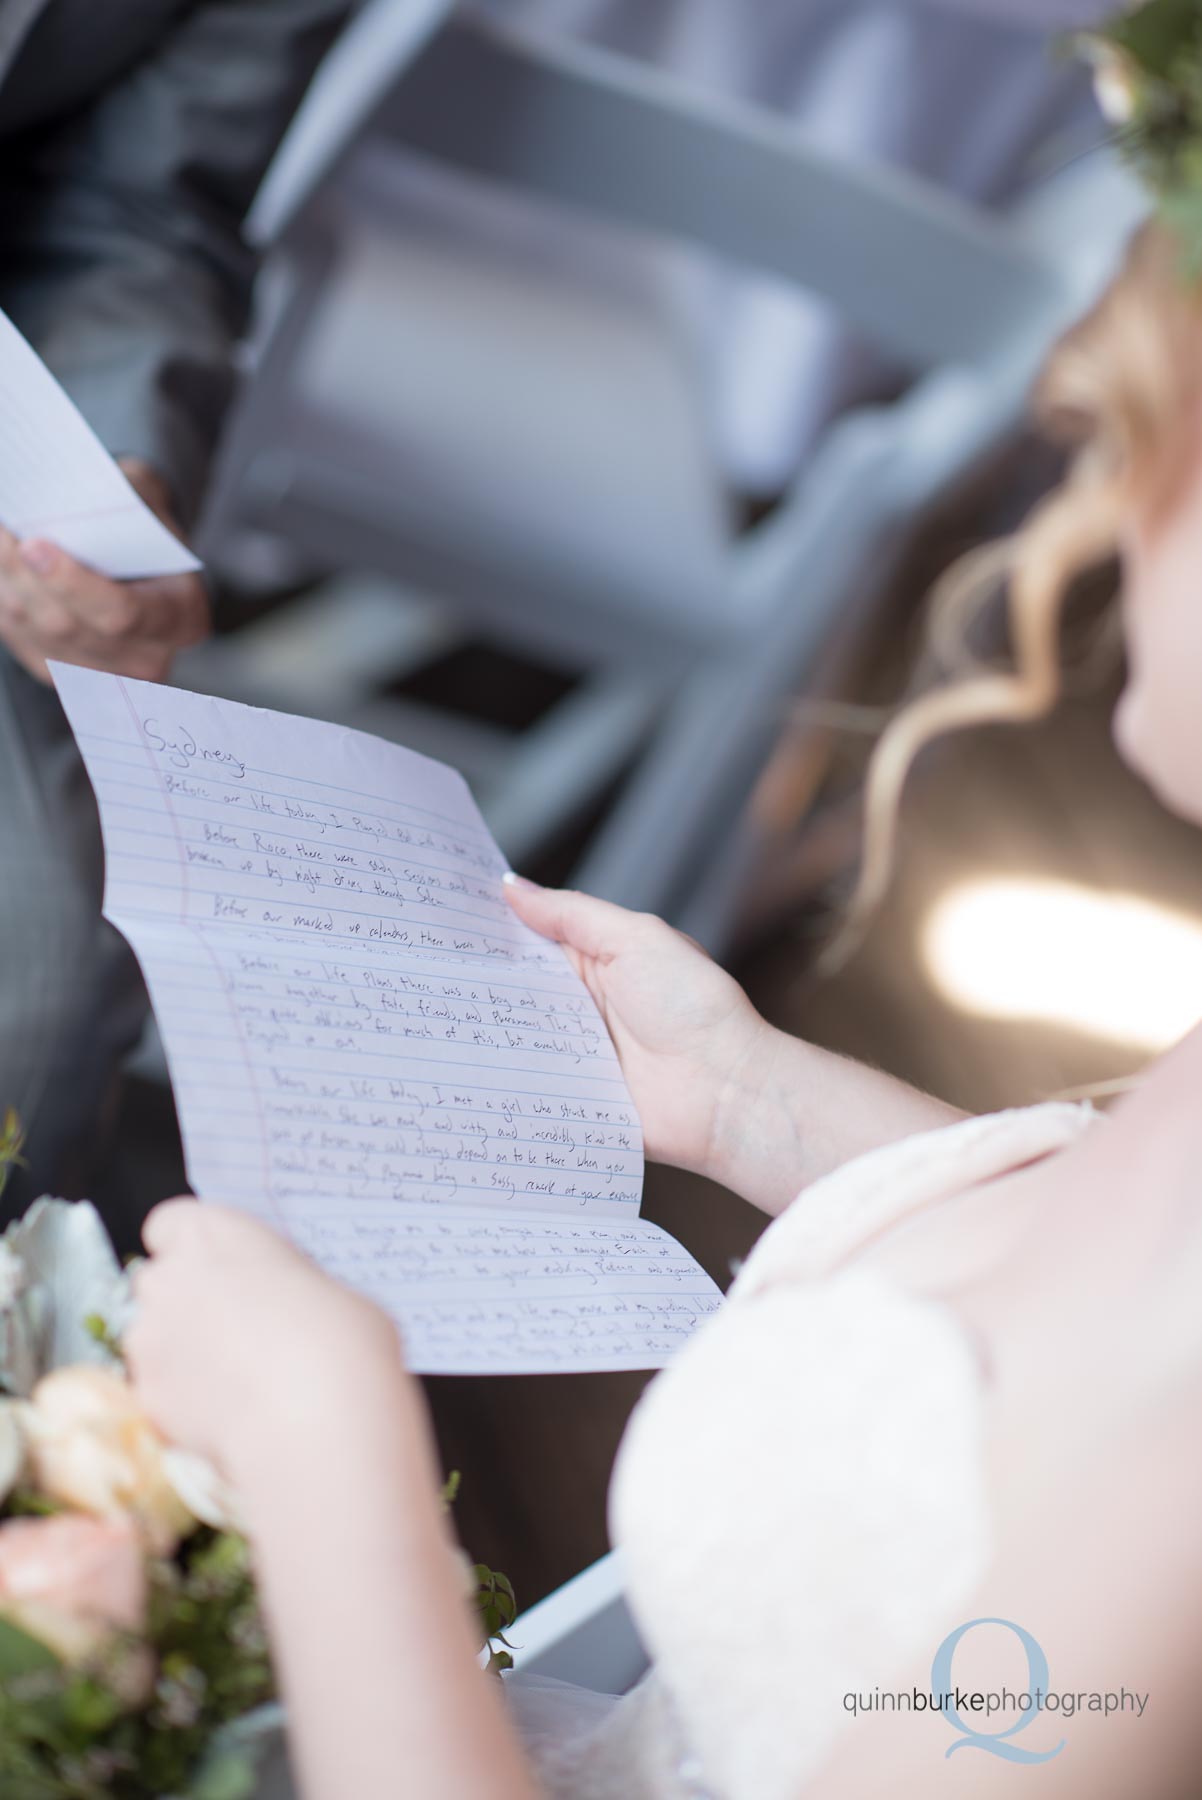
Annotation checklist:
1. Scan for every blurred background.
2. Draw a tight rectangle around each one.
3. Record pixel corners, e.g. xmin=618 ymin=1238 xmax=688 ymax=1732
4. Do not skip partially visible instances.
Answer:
xmin=85 ymin=0 xmax=1202 ymax=1606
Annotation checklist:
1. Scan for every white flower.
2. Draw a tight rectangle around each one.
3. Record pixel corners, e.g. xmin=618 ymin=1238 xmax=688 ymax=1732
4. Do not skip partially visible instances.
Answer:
xmin=1082 ymin=38 xmax=1141 ymax=127
xmin=0 ymin=1400 xmax=24 ymax=1505
xmin=0 ymin=1199 xmax=132 ymax=1397
xmin=0 ymin=1243 xmax=23 ymax=1309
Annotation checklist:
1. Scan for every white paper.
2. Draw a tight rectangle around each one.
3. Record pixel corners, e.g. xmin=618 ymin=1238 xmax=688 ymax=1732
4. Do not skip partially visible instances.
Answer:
xmin=52 ymin=664 xmax=723 ymax=1373
xmin=0 ymin=308 xmax=201 ymax=580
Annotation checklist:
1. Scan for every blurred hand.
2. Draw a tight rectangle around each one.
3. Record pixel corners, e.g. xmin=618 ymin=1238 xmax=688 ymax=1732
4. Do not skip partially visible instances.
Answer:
xmin=503 ymin=877 xmax=773 ymax=1182
xmin=0 ymin=458 xmax=209 ymax=684
xmin=125 ymin=1202 xmax=402 ymax=1483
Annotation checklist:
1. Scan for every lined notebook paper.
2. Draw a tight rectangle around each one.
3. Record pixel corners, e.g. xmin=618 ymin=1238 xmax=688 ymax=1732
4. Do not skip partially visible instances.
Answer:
xmin=53 ymin=665 xmax=723 ymax=1373
xmin=0 ymin=307 xmax=200 ymax=580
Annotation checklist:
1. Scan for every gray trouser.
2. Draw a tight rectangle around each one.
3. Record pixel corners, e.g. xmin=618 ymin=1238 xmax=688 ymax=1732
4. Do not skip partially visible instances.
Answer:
xmin=0 ymin=651 xmax=148 ymax=1220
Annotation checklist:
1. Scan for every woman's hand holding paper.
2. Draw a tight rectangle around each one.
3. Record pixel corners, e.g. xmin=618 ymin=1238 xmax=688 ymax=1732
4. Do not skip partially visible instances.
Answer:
xmin=504 ymin=876 xmax=964 ymax=1215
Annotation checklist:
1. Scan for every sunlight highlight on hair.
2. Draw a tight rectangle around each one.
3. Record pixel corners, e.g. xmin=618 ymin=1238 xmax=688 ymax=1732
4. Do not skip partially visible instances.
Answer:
xmin=920 ymin=876 xmax=1202 ymax=1051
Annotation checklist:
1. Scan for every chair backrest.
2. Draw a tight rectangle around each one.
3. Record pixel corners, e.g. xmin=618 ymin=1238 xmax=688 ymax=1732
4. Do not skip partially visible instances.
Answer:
xmin=249 ymin=0 xmax=458 ymax=244
xmin=209 ymin=5 xmax=1136 ymax=660
xmin=249 ymin=137 xmax=735 ymax=659
xmin=507 ymin=1550 xmax=648 ymax=1693
xmin=251 ymin=5 xmax=1076 ymax=372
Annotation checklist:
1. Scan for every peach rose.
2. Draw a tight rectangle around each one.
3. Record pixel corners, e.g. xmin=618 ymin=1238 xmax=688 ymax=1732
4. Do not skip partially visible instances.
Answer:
xmin=0 ymin=1514 xmax=147 ymax=1669
xmin=22 ymin=1367 xmax=195 ymax=1555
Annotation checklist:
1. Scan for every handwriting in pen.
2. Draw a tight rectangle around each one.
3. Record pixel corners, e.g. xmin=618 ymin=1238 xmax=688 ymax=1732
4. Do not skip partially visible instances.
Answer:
xmin=142 ymin=716 xmax=246 ymax=780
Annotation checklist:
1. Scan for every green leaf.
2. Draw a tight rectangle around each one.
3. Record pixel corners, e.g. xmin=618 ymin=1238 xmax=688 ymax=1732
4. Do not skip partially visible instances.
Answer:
xmin=82 ymin=1314 xmax=122 ymax=1359
xmin=1109 ymin=0 xmax=1202 ymax=79
xmin=187 ymin=1746 xmax=259 ymax=1800
xmin=60 ymin=1674 xmax=124 ymax=1737
xmin=0 ymin=1107 xmax=25 ymax=1200
xmin=440 ymin=1469 xmax=461 ymax=1510
xmin=4 ymin=1491 xmax=63 ymax=1520
xmin=0 ymin=1617 xmax=61 ymax=1683
xmin=0 ymin=1754 xmax=62 ymax=1800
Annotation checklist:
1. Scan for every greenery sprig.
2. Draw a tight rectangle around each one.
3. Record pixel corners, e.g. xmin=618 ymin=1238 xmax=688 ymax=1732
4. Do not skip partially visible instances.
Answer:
xmin=1085 ymin=0 xmax=1202 ymax=271
xmin=0 ymin=1529 xmax=272 ymax=1800
xmin=0 ymin=1107 xmax=25 ymax=1200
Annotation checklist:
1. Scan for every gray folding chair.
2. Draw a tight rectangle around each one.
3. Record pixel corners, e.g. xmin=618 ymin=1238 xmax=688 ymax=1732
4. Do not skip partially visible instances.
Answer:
xmin=193 ymin=0 xmax=1145 ymax=949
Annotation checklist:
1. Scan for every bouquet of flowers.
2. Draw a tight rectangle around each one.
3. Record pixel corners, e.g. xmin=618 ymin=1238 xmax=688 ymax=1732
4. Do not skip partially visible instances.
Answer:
xmin=0 ymin=1113 xmax=515 ymax=1800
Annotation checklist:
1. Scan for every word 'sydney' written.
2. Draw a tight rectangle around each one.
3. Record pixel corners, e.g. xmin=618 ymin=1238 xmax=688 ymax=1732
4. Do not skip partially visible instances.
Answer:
xmin=53 ymin=664 xmax=722 ymax=1373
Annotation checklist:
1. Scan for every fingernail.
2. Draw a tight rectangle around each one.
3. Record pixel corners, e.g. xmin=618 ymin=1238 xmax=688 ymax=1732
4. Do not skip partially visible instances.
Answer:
xmin=19 ymin=540 xmax=56 ymax=575
xmin=502 ymin=871 xmax=539 ymax=890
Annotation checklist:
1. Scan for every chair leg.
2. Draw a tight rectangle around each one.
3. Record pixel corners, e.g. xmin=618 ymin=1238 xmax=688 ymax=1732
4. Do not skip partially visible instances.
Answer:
xmin=485 ymin=670 xmax=667 ymax=870
xmin=569 ymin=650 xmax=788 ymax=943
xmin=569 ymin=538 xmax=897 ymax=947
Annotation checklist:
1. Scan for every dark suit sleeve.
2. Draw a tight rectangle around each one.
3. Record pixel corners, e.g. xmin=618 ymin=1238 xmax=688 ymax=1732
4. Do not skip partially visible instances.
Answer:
xmin=0 ymin=0 xmax=348 ymax=529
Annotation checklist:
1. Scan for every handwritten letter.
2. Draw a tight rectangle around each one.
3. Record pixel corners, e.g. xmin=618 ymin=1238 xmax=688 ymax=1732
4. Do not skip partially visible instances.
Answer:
xmin=53 ymin=665 xmax=722 ymax=1372
xmin=0 ymin=308 xmax=200 ymax=580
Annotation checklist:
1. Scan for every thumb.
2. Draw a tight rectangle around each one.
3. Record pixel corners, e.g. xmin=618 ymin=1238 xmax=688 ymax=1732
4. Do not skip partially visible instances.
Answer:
xmin=502 ymin=875 xmax=649 ymax=961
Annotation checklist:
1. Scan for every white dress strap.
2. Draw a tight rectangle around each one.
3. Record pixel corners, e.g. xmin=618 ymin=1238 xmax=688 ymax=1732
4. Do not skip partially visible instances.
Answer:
xmin=732 ymin=1100 xmax=1101 ymax=1299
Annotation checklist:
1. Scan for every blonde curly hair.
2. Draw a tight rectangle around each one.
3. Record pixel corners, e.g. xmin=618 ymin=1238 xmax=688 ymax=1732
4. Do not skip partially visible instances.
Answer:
xmin=826 ymin=222 xmax=1202 ymax=974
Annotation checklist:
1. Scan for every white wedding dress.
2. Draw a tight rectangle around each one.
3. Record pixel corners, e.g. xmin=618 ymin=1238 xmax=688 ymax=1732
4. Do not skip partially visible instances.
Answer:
xmin=504 ymin=1100 xmax=1102 ymax=1798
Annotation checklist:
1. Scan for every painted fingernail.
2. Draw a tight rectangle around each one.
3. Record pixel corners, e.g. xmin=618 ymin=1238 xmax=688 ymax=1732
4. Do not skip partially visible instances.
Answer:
xmin=19 ymin=540 xmax=56 ymax=575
